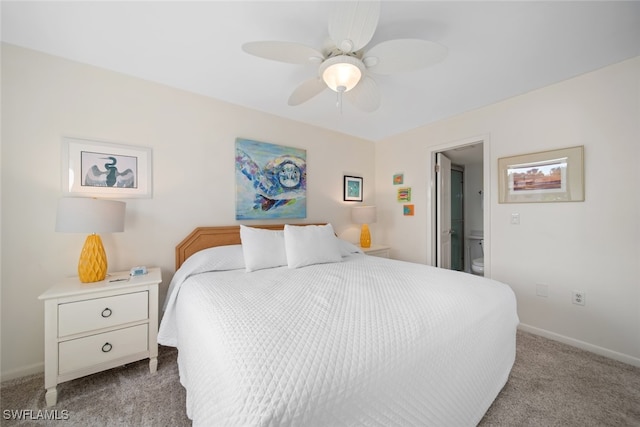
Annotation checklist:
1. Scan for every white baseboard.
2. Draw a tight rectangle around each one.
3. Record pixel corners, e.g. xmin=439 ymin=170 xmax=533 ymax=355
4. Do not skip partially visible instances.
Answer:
xmin=1 ymin=362 xmax=44 ymax=383
xmin=518 ymin=323 xmax=640 ymax=368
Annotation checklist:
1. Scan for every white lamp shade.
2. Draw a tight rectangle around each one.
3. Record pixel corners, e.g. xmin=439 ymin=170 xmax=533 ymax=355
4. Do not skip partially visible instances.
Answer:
xmin=320 ymin=55 xmax=365 ymax=92
xmin=56 ymin=198 xmax=125 ymax=233
xmin=352 ymin=206 xmax=377 ymax=224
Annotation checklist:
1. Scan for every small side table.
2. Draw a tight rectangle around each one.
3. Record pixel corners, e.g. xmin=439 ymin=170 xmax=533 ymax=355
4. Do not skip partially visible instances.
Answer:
xmin=360 ymin=244 xmax=391 ymax=258
xmin=38 ymin=268 xmax=162 ymax=406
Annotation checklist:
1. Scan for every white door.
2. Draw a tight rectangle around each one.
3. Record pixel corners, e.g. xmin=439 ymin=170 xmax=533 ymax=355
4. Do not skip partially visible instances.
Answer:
xmin=436 ymin=153 xmax=452 ymax=269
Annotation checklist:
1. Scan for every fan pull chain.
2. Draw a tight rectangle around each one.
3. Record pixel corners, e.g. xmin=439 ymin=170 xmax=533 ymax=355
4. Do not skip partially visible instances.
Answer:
xmin=336 ymin=85 xmax=346 ymax=114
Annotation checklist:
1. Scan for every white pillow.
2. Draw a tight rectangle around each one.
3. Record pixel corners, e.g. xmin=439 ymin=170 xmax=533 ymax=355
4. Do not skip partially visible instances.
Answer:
xmin=240 ymin=225 xmax=288 ymax=272
xmin=284 ymin=224 xmax=342 ymax=268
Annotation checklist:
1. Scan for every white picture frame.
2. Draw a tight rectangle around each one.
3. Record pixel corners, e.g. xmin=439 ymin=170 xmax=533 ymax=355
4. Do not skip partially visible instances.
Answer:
xmin=62 ymin=137 xmax=153 ymax=198
xmin=498 ymin=145 xmax=584 ymax=203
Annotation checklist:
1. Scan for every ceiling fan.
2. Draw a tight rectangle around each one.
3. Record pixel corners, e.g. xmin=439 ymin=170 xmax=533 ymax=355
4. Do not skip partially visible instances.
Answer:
xmin=242 ymin=0 xmax=447 ymax=112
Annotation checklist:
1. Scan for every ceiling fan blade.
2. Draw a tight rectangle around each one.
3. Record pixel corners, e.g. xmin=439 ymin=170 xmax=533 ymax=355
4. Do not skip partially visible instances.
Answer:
xmin=288 ymin=78 xmax=327 ymax=106
xmin=328 ymin=0 xmax=380 ymax=53
xmin=242 ymin=41 xmax=324 ymax=65
xmin=364 ymin=39 xmax=448 ymax=75
xmin=346 ymin=76 xmax=380 ymax=112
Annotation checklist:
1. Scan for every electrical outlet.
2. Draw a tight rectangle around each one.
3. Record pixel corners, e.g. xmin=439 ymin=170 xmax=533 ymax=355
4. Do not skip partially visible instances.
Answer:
xmin=572 ymin=290 xmax=586 ymax=306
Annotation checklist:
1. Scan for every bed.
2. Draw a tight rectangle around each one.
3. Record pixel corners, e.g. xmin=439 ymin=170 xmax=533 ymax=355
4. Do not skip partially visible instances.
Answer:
xmin=158 ymin=224 xmax=518 ymax=426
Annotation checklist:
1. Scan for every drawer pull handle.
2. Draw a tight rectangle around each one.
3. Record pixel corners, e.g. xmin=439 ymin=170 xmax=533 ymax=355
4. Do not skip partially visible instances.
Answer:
xmin=102 ymin=342 xmax=113 ymax=353
xmin=101 ymin=308 xmax=112 ymax=318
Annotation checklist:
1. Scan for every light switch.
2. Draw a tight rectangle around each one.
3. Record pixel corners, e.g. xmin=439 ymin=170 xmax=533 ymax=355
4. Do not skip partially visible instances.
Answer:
xmin=511 ymin=213 xmax=520 ymax=225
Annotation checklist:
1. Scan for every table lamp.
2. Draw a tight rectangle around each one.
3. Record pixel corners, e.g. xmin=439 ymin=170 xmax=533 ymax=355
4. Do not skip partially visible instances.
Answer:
xmin=56 ymin=197 xmax=126 ymax=283
xmin=352 ymin=206 xmax=377 ymax=248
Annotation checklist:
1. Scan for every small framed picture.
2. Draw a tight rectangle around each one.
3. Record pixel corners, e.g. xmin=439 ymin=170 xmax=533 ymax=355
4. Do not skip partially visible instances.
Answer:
xmin=498 ymin=145 xmax=584 ymax=203
xmin=62 ymin=137 xmax=153 ymax=198
xmin=397 ymin=187 xmax=411 ymax=202
xmin=343 ymin=175 xmax=363 ymax=202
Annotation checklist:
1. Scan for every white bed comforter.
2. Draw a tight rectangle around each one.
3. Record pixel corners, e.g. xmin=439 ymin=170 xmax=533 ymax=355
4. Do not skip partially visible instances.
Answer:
xmin=159 ymin=254 xmax=518 ymax=426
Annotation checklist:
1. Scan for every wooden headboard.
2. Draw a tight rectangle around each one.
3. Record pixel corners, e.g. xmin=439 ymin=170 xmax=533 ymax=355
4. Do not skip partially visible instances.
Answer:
xmin=175 ymin=224 xmax=323 ymax=270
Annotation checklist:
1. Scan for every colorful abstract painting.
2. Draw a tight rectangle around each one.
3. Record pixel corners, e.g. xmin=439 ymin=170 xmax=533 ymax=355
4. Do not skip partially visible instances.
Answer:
xmin=343 ymin=176 xmax=363 ymax=202
xmin=397 ymin=187 xmax=411 ymax=202
xmin=235 ymin=138 xmax=307 ymax=219
xmin=403 ymin=204 xmax=415 ymax=216
xmin=393 ymin=173 xmax=404 ymax=185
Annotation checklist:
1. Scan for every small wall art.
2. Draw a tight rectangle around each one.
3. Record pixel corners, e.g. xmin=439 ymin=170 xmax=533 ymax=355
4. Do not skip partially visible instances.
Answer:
xmin=62 ymin=137 xmax=153 ymax=198
xmin=498 ymin=145 xmax=584 ymax=203
xmin=343 ymin=175 xmax=363 ymax=202
xmin=403 ymin=204 xmax=415 ymax=216
xmin=235 ymin=138 xmax=307 ymax=219
xmin=397 ymin=187 xmax=411 ymax=202
xmin=393 ymin=173 xmax=404 ymax=185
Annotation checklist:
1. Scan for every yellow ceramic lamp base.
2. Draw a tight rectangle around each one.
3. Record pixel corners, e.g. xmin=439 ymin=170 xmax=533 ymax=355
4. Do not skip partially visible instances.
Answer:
xmin=78 ymin=234 xmax=108 ymax=283
xmin=359 ymin=224 xmax=371 ymax=248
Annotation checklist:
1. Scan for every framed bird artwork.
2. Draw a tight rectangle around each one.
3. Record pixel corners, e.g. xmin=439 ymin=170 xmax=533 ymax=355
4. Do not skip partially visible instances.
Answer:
xmin=62 ymin=137 xmax=152 ymax=198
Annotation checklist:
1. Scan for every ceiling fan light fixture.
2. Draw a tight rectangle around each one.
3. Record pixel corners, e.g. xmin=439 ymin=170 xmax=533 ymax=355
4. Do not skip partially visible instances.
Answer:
xmin=320 ymin=55 xmax=365 ymax=93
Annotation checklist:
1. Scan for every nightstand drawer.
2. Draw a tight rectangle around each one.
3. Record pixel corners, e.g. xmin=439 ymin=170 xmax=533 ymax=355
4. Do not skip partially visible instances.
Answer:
xmin=58 ymin=324 xmax=148 ymax=374
xmin=58 ymin=291 xmax=148 ymax=337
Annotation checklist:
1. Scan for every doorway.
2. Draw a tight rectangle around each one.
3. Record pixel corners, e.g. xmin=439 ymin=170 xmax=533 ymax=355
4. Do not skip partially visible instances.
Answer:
xmin=431 ymin=138 xmax=488 ymax=275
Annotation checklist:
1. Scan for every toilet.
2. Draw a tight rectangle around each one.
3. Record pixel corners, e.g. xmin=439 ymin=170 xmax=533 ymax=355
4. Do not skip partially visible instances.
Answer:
xmin=471 ymin=255 xmax=484 ymax=275
xmin=467 ymin=232 xmax=484 ymax=276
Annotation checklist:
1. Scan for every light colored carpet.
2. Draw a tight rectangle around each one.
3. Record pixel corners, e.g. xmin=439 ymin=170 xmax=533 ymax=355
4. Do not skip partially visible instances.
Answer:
xmin=480 ymin=332 xmax=640 ymax=426
xmin=2 ymin=330 xmax=639 ymax=426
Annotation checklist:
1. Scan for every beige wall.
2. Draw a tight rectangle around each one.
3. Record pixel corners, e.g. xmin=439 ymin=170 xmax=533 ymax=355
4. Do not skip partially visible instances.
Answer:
xmin=2 ymin=42 xmax=639 ymax=380
xmin=0 ymin=44 xmax=374 ymax=379
xmin=376 ymin=56 xmax=640 ymax=365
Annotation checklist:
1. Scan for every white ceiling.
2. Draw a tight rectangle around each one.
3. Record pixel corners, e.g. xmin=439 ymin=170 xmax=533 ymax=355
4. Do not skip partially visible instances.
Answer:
xmin=2 ymin=1 xmax=639 ymax=141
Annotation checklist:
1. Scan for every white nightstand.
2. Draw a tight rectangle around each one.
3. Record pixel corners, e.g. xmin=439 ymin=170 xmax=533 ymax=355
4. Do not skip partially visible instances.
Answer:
xmin=38 ymin=268 xmax=162 ymax=406
xmin=360 ymin=244 xmax=391 ymax=258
